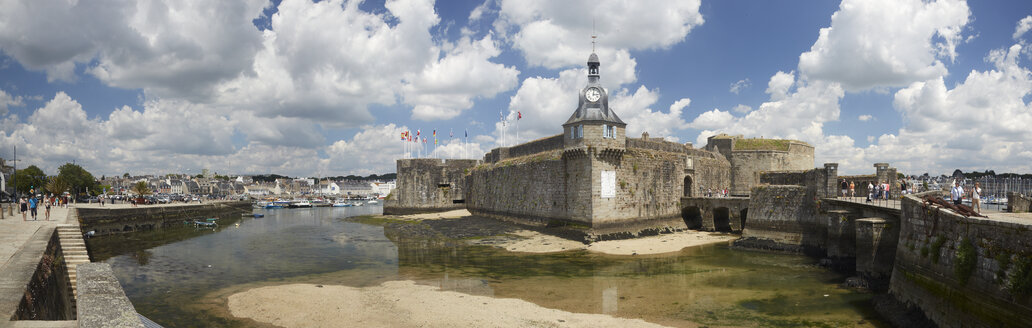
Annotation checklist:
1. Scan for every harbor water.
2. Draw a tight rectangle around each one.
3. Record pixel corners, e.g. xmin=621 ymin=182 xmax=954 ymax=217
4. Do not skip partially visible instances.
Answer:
xmin=87 ymin=206 xmax=886 ymax=327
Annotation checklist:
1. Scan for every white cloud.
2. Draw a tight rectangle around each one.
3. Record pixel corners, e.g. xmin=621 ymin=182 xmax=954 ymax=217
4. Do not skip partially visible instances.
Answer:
xmin=0 ymin=0 xmax=267 ymax=98
xmin=1014 ymin=15 xmax=1032 ymax=40
xmin=404 ymin=34 xmax=519 ymax=121
xmin=689 ymin=108 xmax=735 ymax=131
xmin=731 ymin=104 xmax=752 ymax=114
xmin=496 ymin=0 xmax=703 ymax=70
xmin=798 ymin=0 xmax=970 ymax=91
xmin=729 ymin=79 xmax=751 ymax=94
xmin=858 ymin=114 xmax=873 ymax=121
xmin=613 ymin=87 xmax=688 ymax=140
xmin=0 ymin=89 xmax=23 ymax=115
xmin=765 ymin=71 xmax=795 ymax=101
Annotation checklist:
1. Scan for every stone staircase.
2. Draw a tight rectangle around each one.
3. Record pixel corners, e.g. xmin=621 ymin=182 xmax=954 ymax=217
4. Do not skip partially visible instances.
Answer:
xmin=55 ymin=224 xmax=90 ymax=314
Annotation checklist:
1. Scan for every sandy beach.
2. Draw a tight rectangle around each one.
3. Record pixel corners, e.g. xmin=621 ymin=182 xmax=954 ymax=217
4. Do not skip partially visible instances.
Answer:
xmin=228 ymin=281 xmax=669 ymax=328
xmin=476 ymin=229 xmax=735 ymax=255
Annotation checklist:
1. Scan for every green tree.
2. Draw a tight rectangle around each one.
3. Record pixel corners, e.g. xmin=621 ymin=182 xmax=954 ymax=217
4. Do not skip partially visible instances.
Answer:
xmin=14 ymin=165 xmax=46 ymax=194
xmin=44 ymin=176 xmax=69 ymax=195
xmin=58 ymin=163 xmax=99 ymax=196
xmin=131 ymin=181 xmax=152 ymax=196
xmin=123 ymin=172 xmax=130 ymax=178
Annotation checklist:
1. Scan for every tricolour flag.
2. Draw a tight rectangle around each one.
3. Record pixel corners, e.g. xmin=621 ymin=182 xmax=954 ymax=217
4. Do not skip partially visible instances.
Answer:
xmin=518 ymin=111 xmax=522 ymax=120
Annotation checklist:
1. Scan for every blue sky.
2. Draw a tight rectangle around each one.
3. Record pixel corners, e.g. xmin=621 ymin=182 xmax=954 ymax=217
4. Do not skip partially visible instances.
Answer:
xmin=1 ymin=0 xmax=1031 ymax=177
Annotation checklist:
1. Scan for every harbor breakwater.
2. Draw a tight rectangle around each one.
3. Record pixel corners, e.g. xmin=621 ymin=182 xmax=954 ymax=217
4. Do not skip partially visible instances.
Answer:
xmin=77 ymin=201 xmax=251 ymax=236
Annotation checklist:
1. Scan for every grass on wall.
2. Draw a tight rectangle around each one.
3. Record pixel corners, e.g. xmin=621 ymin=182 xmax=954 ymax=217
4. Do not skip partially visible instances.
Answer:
xmin=733 ymin=138 xmax=800 ymax=151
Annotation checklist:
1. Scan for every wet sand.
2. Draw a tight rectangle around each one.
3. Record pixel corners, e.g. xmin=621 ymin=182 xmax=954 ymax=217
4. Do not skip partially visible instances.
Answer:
xmin=228 ymin=281 xmax=669 ymax=328
xmin=479 ymin=229 xmax=736 ymax=255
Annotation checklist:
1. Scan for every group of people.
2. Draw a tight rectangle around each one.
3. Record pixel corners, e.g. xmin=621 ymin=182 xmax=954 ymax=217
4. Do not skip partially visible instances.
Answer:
xmin=705 ymin=188 xmax=729 ymax=197
xmin=840 ymin=179 xmax=909 ymax=202
xmin=15 ymin=190 xmax=63 ymax=221
xmin=951 ymin=180 xmax=984 ymax=213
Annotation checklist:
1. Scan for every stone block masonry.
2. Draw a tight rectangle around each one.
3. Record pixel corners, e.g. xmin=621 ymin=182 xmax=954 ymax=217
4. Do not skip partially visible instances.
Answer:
xmin=734 ymin=185 xmax=819 ymax=253
xmin=384 ymin=159 xmax=480 ymax=215
xmin=1008 ymin=192 xmax=1031 ymax=213
xmin=889 ymin=191 xmax=1032 ymax=327
xmin=76 ymin=202 xmax=250 ymax=236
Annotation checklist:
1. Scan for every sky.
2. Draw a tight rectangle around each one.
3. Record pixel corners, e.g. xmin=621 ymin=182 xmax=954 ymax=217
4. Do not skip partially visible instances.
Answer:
xmin=1 ymin=0 xmax=1032 ymax=177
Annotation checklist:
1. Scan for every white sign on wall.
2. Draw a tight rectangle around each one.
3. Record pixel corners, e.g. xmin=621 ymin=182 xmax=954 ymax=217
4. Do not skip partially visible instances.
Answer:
xmin=600 ymin=170 xmax=616 ymax=198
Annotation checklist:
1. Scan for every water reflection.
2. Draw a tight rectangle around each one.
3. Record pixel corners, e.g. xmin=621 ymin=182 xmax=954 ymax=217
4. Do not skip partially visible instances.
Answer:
xmin=95 ymin=206 xmax=885 ymax=327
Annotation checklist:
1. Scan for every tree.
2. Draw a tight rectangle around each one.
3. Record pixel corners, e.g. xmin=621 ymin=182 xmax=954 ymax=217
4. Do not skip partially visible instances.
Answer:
xmin=131 ymin=181 xmax=152 ymax=196
xmin=44 ymin=176 xmax=69 ymax=195
xmin=123 ymin=172 xmax=130 ymax=178
xmin=14 ymin=165 xmax=46 ymax=194
xmin=58 ymin=163 xmax=99 ymax=196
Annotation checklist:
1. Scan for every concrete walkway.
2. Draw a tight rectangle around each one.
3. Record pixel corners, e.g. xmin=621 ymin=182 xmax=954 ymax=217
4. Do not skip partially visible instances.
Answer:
xmin=0 ymin=204 xmax=78 ymax=327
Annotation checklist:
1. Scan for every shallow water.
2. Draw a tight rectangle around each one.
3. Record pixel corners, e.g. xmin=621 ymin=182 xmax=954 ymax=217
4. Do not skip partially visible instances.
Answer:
xmin=91 ymin=206 xmax=887 ymax=327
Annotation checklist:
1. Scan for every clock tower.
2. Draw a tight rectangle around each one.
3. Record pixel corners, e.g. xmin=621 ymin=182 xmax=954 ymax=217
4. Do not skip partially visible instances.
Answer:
xmin=563 ymin=52 xmax=626 ymax=149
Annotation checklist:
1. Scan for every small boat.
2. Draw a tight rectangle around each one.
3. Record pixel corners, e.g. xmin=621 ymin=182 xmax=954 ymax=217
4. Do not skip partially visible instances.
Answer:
xmin=265 ymin=201 xmax=289 ymax=209
xmin=244 ymin=213 xmax=265 ymax=218
xmin=332 ymin=201 xmax=353 ymax=207
xmin=194 ymin=220 xmax=217 ymax=227
xmin=367 ymin=200 xmax=378 ymax=204
xmin=289 ymin=200 xmax=312 ymax=208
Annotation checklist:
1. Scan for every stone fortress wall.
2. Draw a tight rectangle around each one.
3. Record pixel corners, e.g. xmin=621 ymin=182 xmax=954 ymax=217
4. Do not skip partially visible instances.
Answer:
xmin=464 ymin=137 xmax=731 ymax=241
xmin=383 ymin=159 xmax=480 ymax=215
xmin=890 ymin=191 xmax=1032 ymax=327
xmin=704 ymin=134 xmax=814 ymax=196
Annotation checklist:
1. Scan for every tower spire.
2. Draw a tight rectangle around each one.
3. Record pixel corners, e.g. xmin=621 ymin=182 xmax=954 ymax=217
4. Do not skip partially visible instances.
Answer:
xmin=591 ymin=19 xmax=597 ymax=52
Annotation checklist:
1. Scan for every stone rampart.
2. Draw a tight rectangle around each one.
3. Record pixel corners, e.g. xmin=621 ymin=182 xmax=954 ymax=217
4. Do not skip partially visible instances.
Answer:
xmin=1008 ymin=192 xmax=1031 ymax=213
xmin=684 ymin=149 xmax=732 ymax=198
xmin=626 ymin=138 xmax=686 ymax=153
xmin=76 ymin=202 xmax=249 ymax=236
xmin=889 ymin=191 xmax=1032 ymax=327
xmin=77 ymin=263 xmax=145 ymax=328
xmin=735 ymin=185 xmax=821 ymax=252
xmin=384 ymin=159 xmax=479 ymax=214
xmin=465 ymin=151 xmax=568 ymax=225
xmin=728 ymin=143 xmax=813 ymax=196
xmin=483 ymin=135 xmax=564 ymax=163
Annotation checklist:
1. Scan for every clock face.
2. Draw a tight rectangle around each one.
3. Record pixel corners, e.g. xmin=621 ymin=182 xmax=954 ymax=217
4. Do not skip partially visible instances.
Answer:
xmin=585 ymin=87 xmax=601 ymax=102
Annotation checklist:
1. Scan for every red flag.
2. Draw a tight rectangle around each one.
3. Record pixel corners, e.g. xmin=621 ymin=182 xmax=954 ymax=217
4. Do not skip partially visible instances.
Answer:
xmin=433 ymin=129 xmax=436 ymax=136
xmin=518 ymin=111 xmax=522 ymax=120
xmin=417 ymin=129 xmax=420 ymax=136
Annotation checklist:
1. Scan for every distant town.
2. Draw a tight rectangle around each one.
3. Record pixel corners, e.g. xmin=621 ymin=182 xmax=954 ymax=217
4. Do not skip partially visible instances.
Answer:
xmin=0 ymin=158 xmax=397 ymax=202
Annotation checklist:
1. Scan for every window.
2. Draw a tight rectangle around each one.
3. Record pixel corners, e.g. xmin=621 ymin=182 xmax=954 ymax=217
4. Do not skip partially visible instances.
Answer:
xmin=602 ymin=124 xmax=609 ymax=138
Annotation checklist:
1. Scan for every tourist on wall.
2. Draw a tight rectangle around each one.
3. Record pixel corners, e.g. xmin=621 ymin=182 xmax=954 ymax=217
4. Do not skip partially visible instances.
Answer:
xmin=950 ymin=181 xmax=964 ymax=206
xmin=44 ymin=194 xmax=51 ymax=221
xmin=19 ymin=197 xmax=26 ymax=220
xmin=841 ymin=179 xmax=848 ymax=197
xmin=971 ymin=182 xmax=982 ymax=213
xmin=28 ymin=194 xmax=37 ymax=220
xmin=849 ymin=181 xmax=855 ymax=197
xmin=867 ymin=182 xmax=874 ymax=202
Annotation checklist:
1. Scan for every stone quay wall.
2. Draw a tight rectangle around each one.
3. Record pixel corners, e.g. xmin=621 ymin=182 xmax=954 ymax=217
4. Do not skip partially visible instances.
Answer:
xmin=889 ymin=191 xmax=1032 ymax=328
xmin=14 ymin=229 xmax=74 ymax=321
xmin=1008 ymin=192 xmax=1031 ymax=213
xmin=384 ymin=159 xmax=480 ymax=215
xmin=588 ymin=148 xmax=689 ymax=238
xmin=77 ymin=201 xmax=250 ymax=236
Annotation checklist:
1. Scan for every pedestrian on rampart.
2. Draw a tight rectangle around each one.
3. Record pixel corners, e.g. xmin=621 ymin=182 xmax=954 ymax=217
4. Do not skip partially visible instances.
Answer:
xmin=971 ymin=182 xmax=982 ymax=213
xmin=867 ymin=182 xmax=874 ymax=202
xmin=950 ymin=181 xmax=964 ymax=206
xmin=849 ymin=181 xmax=855 ymax=197
xmin=841 ymin=179 xmax=848 ymax=197
xmin=44 ymin=194 xmax=51 ymax=221
xmin=28 ymin=195 xmax=37 ymax=220
xmin=19 ymin=197 xmax=27 ymax=220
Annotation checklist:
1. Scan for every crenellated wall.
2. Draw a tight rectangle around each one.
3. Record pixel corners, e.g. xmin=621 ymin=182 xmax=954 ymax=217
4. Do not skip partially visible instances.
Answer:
xmin=1008 ymin=192 xmax=1031 ymax=213
xmin=889 ymin=191 xmax=1032 ymax=327
xmin=383 ymin=159 xmax=480 ymax=215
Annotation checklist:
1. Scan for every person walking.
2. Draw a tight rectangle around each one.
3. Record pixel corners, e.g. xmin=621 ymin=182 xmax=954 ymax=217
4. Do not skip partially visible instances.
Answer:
xmin=867 ymin=182 xmax=874 ymax=202
xmin=19 ymin=197 xmax=27 ymax=221
xmin=841 ymin=179 xmax=848 ymax=197
xmin=951 ymin=180 xmax=964 ymax=206
xmin=44 ymin=195 xmax=51 ymax=221
xmin=849 ymin=181 xmax=855 ymax=198
xmin=28 ymin=195 xmax=37 ymax=220
xmin=971 ymin=182 xmax=982 ymax=213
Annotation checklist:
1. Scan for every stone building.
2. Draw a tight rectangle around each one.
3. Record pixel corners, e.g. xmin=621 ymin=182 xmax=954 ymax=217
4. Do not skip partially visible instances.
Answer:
xmin=704 ymin=133 xmax=814 ymax=196
xmin=386 ymin=52 xmax=822 ymax=240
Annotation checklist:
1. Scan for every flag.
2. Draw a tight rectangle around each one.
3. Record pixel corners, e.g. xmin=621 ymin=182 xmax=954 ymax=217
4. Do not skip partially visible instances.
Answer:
xmin=518 ymin=111 xmax=522 ymax=120
xmin=450 ymin=129 xmax=453 ymax=138
xmin=401 ymin=132 xmax=405 ymax=141
xmin=417 ymin=129 xmax=420 ymax=137
xmin=464 ymin=129 xmax=468 ymax=138
xmin=433 ymin=129 xmax=436 ymax=137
